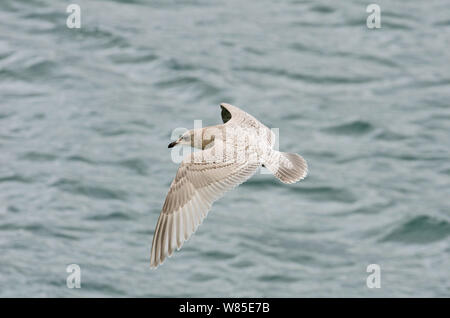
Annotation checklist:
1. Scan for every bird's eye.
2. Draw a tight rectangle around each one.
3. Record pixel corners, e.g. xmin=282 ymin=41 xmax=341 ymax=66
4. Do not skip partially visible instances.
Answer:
xmin=183 ymin=135 xmax=190 ymax=141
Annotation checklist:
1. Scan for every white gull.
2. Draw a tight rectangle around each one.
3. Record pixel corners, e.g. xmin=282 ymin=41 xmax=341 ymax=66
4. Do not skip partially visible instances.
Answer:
xmin=150 ymin=103 xmax=308 ymax=267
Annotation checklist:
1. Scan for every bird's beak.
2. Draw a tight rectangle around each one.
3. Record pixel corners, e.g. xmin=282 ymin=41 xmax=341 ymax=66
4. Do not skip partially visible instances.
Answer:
xmin=168 ymin=141 xmax=178 ymax=148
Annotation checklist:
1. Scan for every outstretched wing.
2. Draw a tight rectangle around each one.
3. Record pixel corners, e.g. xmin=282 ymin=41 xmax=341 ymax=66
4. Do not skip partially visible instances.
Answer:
xmin=220 ymin=102 xmax=260 ymax=126
xmin=150 ymin=146 xmax=260 ymax=268
xmin=220 ymin=103 xmax=276 ymax=147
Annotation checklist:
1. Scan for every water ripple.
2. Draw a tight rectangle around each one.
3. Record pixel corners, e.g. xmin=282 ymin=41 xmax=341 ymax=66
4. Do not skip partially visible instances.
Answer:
xmin=322 ymin=120 xmax=374 ymax=136
xmin=51 ymin=178 xmax=128 ymax=201
xmin=381 ymin=216 xmax=450 ymax=244
xmin=233 ymin=66 xmax=377 ymax=84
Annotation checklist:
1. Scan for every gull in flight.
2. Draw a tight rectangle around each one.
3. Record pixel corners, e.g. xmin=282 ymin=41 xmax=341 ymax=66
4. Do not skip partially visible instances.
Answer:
xmin=150 ymin=103 xmax=308 ymax=267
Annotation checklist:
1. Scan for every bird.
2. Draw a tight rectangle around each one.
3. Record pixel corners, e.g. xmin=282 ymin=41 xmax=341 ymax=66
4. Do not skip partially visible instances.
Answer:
xmin=150 ymin=103 xmax=308 ymax=268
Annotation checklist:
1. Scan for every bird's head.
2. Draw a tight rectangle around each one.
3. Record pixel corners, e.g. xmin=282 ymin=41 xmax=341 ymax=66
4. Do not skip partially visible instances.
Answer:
xmin=168 ymin=130 xmax=192 ymax=148
xmin=168 ymin=128 xmax=215 ymax=150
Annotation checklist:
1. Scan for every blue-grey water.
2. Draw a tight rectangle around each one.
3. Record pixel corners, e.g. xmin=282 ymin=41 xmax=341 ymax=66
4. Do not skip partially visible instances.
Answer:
xmin=1 ymin=0 xmax=449 ymax=297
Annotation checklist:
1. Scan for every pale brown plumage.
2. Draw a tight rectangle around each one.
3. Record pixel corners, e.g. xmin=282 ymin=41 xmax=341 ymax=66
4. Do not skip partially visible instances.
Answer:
xmin=150 ymin=103 xmax=307 ymax=268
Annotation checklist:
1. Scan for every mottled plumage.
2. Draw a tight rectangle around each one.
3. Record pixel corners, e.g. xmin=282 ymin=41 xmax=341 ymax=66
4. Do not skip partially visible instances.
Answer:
xmin=150 ymin=103 xmax=307 ymax=267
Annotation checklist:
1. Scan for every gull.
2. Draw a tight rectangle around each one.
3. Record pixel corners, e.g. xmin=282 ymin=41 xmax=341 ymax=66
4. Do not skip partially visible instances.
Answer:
xmin=150 ymin=103 xmax=308 ymax=267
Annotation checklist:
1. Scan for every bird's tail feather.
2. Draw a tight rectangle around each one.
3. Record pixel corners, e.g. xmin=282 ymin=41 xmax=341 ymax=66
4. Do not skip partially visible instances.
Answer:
xmin=264 ymin=151 xmax=308 ymax=184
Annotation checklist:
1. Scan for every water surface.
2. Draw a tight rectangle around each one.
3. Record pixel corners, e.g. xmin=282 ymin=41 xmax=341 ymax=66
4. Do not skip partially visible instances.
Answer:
xmin=0 ymin=0 xmax=449 ymax=297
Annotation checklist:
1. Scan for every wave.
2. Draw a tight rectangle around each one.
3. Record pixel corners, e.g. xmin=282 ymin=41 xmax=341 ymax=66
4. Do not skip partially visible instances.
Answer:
xmin=322 ymin=120 xmax=374 ymax=136
xmin=0 ymin=223 xmax=80 ymax=240
xmin=0 ymin=58 xmax=57 ymax=82
xmin=65 ymin=156 xmax=148 ymax=175
xmin=309 ymin=4 xmax=335 ymax=14
xmin=289 ymin=186 xmax=357 ymax=203
xmin=108 ymin=52 xmax=158 ymax=65
xmin=374 ymin=130 xmax=407 ymax=141
xmin=20 ymin=151 xmax=58 ymax=162
xmin=381 ymin=215 xmax=450 ymax=244
xmin=51 ymin=178 xmax=128 ymax=200
xmin=258 ymin=274 xmax=299 ymax=283
xmin=0 ymin=174 xmax=32 ymax=184
xmin=154 ymin=75 xmax=220 ymax=99
xmin=86 ymin=211 xmax=134 ymax=221
xmin=233 ymin=66 xmax=377 ymax=84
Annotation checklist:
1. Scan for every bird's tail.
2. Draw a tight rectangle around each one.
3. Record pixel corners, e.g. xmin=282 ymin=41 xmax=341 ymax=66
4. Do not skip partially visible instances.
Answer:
xmin=263 ymin=150 xmax=308 ymax=184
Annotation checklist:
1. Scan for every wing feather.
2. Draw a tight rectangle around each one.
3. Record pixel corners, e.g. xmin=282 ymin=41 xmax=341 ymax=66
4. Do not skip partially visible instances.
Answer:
xmin=150 ymin=147 xmax=259 ymax=267
xmin=220 ymin=103 xmax=276 ymax=147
